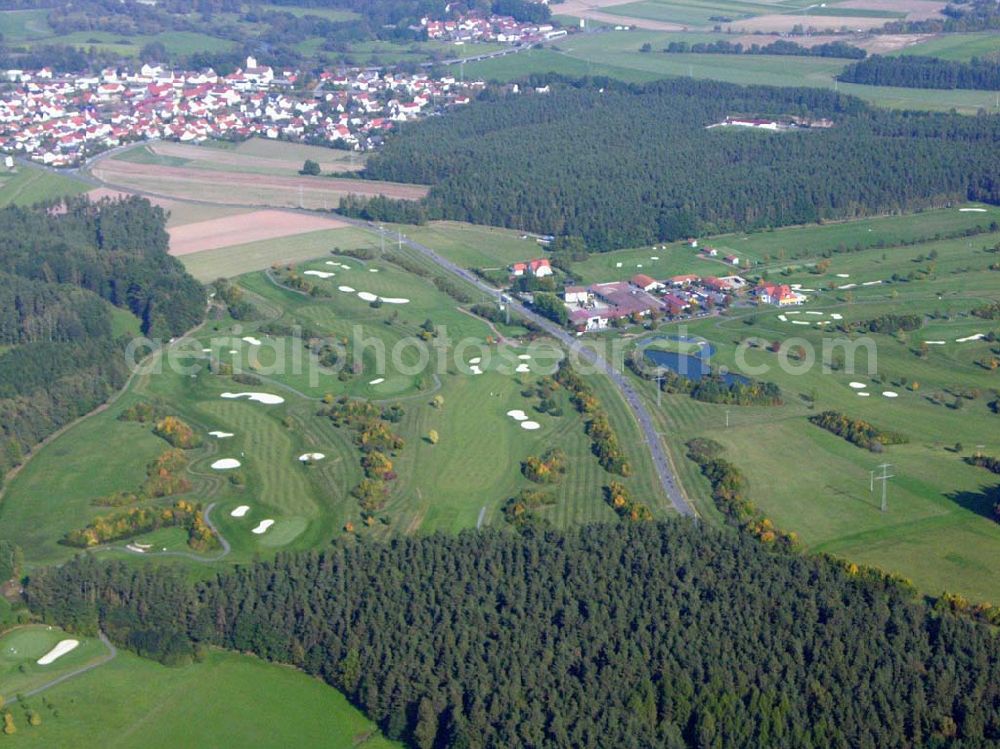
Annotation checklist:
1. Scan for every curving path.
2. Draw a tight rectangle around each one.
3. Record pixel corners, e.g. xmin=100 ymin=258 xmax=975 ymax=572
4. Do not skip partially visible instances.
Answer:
xmin=6 ymin=631 xmax=118 ymax=706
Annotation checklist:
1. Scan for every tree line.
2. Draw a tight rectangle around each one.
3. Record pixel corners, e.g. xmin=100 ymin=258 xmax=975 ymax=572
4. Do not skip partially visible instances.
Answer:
xmin=0 ymin=197 xmax=204 ymax=487
xmin=663 ymin=39 xmax=866 ymax=59
xmin=24 ymin=519 xmax=1000 ymax=747
xmin=838 ymin=54 xmax=1000 ymax=91
xmin=360 ymin=75 xmax=1000 ymax=250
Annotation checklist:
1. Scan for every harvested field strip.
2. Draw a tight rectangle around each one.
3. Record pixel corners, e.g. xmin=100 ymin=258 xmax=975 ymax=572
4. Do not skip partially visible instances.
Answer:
xmin=168 ymin=210 xmax=347 ymax=256
xmin=150 ymin=141 xmax=364 ymax=174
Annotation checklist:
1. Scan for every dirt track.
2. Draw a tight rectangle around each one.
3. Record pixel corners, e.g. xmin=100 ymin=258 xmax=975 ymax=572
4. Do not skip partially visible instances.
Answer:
xmin=168 ymin=210 xmax=348 ymax=255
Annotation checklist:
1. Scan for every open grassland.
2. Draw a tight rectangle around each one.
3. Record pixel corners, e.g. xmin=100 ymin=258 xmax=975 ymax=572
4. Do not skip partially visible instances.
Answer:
xmin=1 ymin=649 xmax=397 ymax=749
xmin=628 ymin=221 xmax=1000 ymax=602
xmin=0 ymin=625 xmax=111 ymax=700
xmin=140 ymin=139 xmax=365 ymax=176
xmin=25 ymin=30 xmax=235 ymax=57
xmin=397 ymin=221 xmax=550 ymax=269
xmin=0 ymin=9 xmax=51 ymax=41
xmin=0 ymin=166 xmax=88 ymax=207
xmin=470 ymin=32 xmax=1000 ymax=113
xmin=893 ymin=31 xmax=1000 ymax=60
xmin=179 ymin=226 xmax=379 ymax=281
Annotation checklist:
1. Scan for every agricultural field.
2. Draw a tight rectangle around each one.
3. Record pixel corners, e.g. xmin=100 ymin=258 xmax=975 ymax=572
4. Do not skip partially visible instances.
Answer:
xmin=0 ymin=625 xmax=111 ymax=700
xmin=0 ymin=649 xmax=397 ymax=748
xmin=90 ymin=149 xmax=427 ymax=212
xmin=0 ymin=9 xmax=52 ymax=42
xmin=892 ymin=31 xmax=1000 ymax=60
xmin=469 ymin=30 xmax=1000 ymax=113
xmin=622 ymin=215 xmax=1000 ymax=603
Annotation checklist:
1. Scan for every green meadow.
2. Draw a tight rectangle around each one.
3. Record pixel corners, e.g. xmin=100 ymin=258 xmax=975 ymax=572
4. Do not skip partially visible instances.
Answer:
xmin=0 ymin=625 xmax=111 ymax=700
xmin=893 ymin=32 xmax=1000 ymax=61
xmin=0 ymin=649 xmax=398 ymax=749
xmin=0 ymin=165 xmax=89 ymax=207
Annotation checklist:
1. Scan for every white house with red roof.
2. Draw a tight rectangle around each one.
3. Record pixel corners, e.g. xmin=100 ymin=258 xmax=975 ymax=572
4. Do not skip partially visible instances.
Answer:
xmin=757 ymin=282 xmax=805 ymax=307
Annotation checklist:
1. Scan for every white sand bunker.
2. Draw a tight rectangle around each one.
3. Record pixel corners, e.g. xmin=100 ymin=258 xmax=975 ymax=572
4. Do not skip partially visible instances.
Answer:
xmin=507 ymin=409 xmax=528 ymax=421
xmin=468 ymin=357 xmax=481 ymax=365
xmin=786 ymin=311 xmax=800 ymax=315
xmin=325 ymin=261 xmax=338 ymax=266
xmin=517 ymin=354 xmax=531 ymax=360
xmin=862 ymin=280 xmax=882 ymax=286
xmin=299 ymin=452 xmax=325 ymax=462
xmin=838 ymin=283 xmax=856 ymax=290
xmin=857 ymin=392 xmax=870 ymax=397
xmin=956 ymin=333 xmax=985 ymax=343
xmin=615 ymin=262 xmax=622 ymax=268
xmin=369 ymin=377 xmax=385 ymax=385
xmin=202 ymin=347 xmax=211 ymax=353
xmin=849 ymin=382 xmax=867 ymax=389
xmin=778 ymin=314 xmax=787 ymax=322
xmin=242 ymin=336 xmax=262 ymax=346
xmin=515 ymin=363 xmax=530 ymax=373
xmin=381 ymin=297 xmax=410 ymax=304
xmin=651 ymin=256 xmax=659 ymax=260
xmin=836 ymin=273 xmax=850 ymax=278
xmin=212 ymin=458 xmax=241 ymax=470
xmin=960 ymin=207 xmax=987 ymax=212
xmin=882 ymin=391 xmax=898 ymax=398
xmin=357 ymin=291 xmax=378 ymax=302
xmin=252 ymin=519 xmax=275 ymax=535
xmin=304 ymin=270 xmax=334 ymax=279
xmin=230 ymin=505 xmax=250 ymax=518
xmin=830 ymin=313 xmax=843 ymax=320
xmin=792 ymin=321 xmax=811 ymax=325
xmin=37 ymin=639 xmax=79 ymax=665
xmin=925 ymin=340 xmax=945 ymax=345
xmin=338 ymin=285 xmax=355 ymax=293
xmin=369 ymin=268 xmax=379 ymax=272
xmin=229 ymin=349 xmax=238 ymax=354
xmin=209 ymin=430 xmax=233 ymax=438
xmin=126 ymin=543 xmax=145 ymax=553
xmin=520 ymin=421 xmax=541 ymax=430
xmin=221 ymin=391 xmax=285 ymax=405
xmin=806 ymin=311 xmax=822 ymax=315
xmin=469 ymin=365 xmax=483 ymax=375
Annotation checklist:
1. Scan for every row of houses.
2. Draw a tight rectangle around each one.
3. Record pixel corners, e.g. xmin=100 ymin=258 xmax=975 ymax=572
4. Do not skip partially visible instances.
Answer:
xmin=422 ymin=13 xmax=563 ymax=44
xmin=0 ymin=58 xmax=480 ymax=166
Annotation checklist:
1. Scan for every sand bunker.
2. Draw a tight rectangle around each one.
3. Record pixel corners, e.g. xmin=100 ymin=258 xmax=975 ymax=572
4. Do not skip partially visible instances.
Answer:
xmin=960 ymin=208 xmax=987 ymax=212
xmin=956 ymin=334 xmax=985 ymax=343
xmin=357 ymin=291 xmax=378 ymax=302
xmin=507 ymin=409 xmax=528 ymax=421
xmin=369 ymin=268 xmax=379 ymax=272
xmin=792 ymin=321 xmax=811 ymax=325
xmin=221 ymin=392 xmax=285 ymax=405
xmin=125 ymin=543 xmax=145 ymax=553
xmin=242 ymin=336 xmax=262 ymax=346
xmin=252 ymin=519 xmax=275 ymax=535
xmin=830 ymin=313 xmax=843 ymax=320
xmin=228 ymin=349 xmax=238 ymax=354
xmin=212 ymin=458 xmax=241 ymax=470
xmin=369 ymin=377 xmax=385 ymax=385
xmin=778 ymin=315 xmax=787 ymax=322
xmin=838 ymin=283 xmax=857 ymax=290
xmin=338 ymin=285 xmax=355 ymax=293
xmin=651 ymin=256 xmax=659 ymax=260
xmin=470 ymin=365 xmax=483 ymax=375
xmin=857 ymin=392 xmax=870 ymax=397
xmin=325 ymin=261 xmax=338 ymax=266
xmin=615 ymin=262 xmax=622 ymax=268
xmin=37 ymin=639 xmax=80 ymax=665
xmin=515 ymin=363 xmax=530 ymax=373
xmin=202 ymin=347 xmax=211 ymax=352
xmin=231 ymin=505 xmax=250 ymax=517
xmin=380 ymin=298 xmax=410 ymax=304
xmin=520 ymin=421 xmax=541 ymax=430
xmin=468 ymin=357 xmax=481 ymax=364
xmin=849 ymin=382 xmax=867 ymax=389
xmin=517 ymin=354 xmax=531 ymax=360
xmin=299 ymin=452 xmax=326 ymax=462
xmin=836 ymin=273 xmax=850 ymax=278
xmin=862 ymin=280 xmax=882 ymax=286
xmin=882 ymin=391 xmax=898 ymax=398
xmin=806 ymin=311 xmax=822 ymax=315
xmin=304 ymin=270 xmax=334 ymax=279
xmin=925 ymin=340 xmax=945 ymax=345
xmin=209 ymin=430 xmax=234 ymax=438
xmin=786 ymin=311 xmax=800 ymax=315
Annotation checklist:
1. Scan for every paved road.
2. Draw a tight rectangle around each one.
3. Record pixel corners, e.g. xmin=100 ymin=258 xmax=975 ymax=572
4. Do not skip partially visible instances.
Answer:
xmin=360 ymin=222 xmax=697 ymax=517
xmin=7 ymin=631 xmax=118 ymax=706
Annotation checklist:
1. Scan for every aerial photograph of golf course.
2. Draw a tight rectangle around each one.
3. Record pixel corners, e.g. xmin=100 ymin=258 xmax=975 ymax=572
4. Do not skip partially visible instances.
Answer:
xmin=0 ymin=0 xmax=999 ymax=746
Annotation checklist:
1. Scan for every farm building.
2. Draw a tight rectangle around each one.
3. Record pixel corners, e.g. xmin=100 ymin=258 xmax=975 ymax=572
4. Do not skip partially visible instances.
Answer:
xmin=631 ymin=274 xmax=664 ymax=292
xmin=511 ymin=258 xmax=552 ymax=278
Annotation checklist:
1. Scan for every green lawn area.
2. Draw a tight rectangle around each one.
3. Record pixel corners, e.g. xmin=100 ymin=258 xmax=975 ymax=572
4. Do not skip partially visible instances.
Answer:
xmin=0 ymin=9 xmax=52 ymax=42
xmin=0 ymin=165 xmax=89 ymax=207
xmin=624 ymin=220 xmax=1000 ymax=603
xmin=0 ymin=625 xmax=111 ymax=700
xmin=258 ymin=3 xmax=359 ymax=21
xmin=25 ymin=30 xmax=235 ymax=57
xmin=179 ymin=227 xmax=380 ymax=282
xmin=398 ymin=221 xmax=547 ymax=269
xmin=1 ymin=649 xmax=397 ymax=749
xmin=892 ymin=32 xmax=1000 ymax=61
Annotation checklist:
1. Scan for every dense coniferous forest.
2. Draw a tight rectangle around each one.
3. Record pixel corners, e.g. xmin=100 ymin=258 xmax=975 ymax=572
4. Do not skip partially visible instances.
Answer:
xmin=839 ymin=54 xmax=1000 ymax=90
xmin=361 ymin=77 xmax=1000 ymax=249
xmin=878 ymin=0 xmax=1000 ymax=33
xmin=26 ymin=522 xmax=1000 ymax=747
xmin=0 ymin=196 xmax=204 ymax=481
xmin=664 ymin=39 xmax=866 ymax=59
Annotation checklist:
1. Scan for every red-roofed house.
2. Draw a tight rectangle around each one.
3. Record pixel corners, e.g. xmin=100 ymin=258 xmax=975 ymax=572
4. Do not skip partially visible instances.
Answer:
xmin=631 ymin=274 xmax=663 ymax=292
xmin=757 ymin=282 xmax=805 ymax=307
xmin=511 ymin=258 xmax=552 ymax=278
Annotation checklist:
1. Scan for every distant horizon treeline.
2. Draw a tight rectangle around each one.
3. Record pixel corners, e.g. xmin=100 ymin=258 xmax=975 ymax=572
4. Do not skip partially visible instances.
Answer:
xmin=662 ymin=39 xmax=866 ymax=59
xmin=26 ymin=521 xmax=1000 ymax=748
xmin=0 ymin=196 xmax=204 ymax=486
xmin=360 ymin=75 xmax=1000 ymax=250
